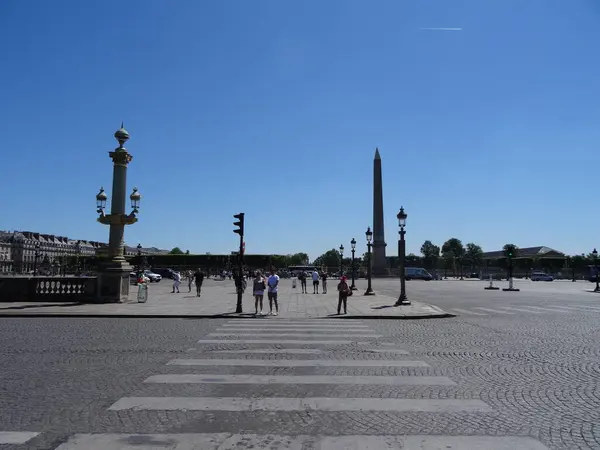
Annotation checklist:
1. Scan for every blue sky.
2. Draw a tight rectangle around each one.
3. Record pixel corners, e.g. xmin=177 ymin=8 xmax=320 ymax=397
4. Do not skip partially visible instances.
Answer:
xmin=1 ymin=0 xmax=599 ymax=260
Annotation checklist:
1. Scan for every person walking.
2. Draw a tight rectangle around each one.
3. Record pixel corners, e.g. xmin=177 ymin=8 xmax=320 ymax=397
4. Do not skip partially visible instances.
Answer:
xmin=187 ymin=271 xmax=194 ymax=293
xmin=267 ymin=267 xmax=280 ymax=316
xmin=321 ymin=271 xmax=328 ymax=294
xmin=253 ymin=271 xmax=266 ymax=315
xmin=312 ymin=270 xmax=320 ymax=294
xmin=337 ymin=276 xmax=350 ymax=315
xmin=298 ymin=271 xmax=307 ymax=293
xmin=172 ymin=271 xmax=181 ymax=293
xmin=194 ymin=268 xmax=205 ymax=297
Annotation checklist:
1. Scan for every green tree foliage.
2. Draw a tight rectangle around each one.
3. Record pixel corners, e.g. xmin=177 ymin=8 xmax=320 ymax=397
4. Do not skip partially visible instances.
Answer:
xmin=442 ymin=238 xmax=464 ymax=276
xmin=502 ymin=244 xmax=519 ymax=259
xmin=464 ymin=243 xmax=483 ymax=270
xmin=420 ymin=240 xmax=440 ymax=270
xmin=169 ymin=247 xmax=184 ymax=255
xmin=313 ymin=248 xmax=343 ymax=269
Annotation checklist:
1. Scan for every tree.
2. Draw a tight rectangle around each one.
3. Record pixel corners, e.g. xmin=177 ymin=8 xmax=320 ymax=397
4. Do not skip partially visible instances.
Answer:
xmin=288 ymin=253 xmax=310 ymax=266
xmin=185 ymin=250 xmax=190 ymax=255
xmin=464 ymin=243 xmax=483 ymax=271
xmin=442 ymin=238 xmax=464 ymax=277
xmin=313 ymin=248 xmax=343 ymax=270
xmin=169 ymin=247 xmax=184 ymax=255
xmin=502 ymin=244 xmax=519 ymax=259
xmin=420 ymin=240 xmax=440 ymax=270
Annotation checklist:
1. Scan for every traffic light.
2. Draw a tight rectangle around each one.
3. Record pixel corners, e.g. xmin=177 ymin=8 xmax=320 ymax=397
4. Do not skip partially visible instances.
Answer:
xmin=233 ymin=213 xmax=245 ymax=236
xmin=508 ymin=251 xmax=513 ymax=258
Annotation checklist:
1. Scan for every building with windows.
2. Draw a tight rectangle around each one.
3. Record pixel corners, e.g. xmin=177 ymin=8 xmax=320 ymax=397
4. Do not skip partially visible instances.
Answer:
xmin=0 ymin=230 xmax=169 ymax=274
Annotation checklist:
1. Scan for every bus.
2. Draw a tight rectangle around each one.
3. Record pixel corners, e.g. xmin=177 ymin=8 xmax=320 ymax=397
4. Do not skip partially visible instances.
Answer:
xmin=288 ymin=265 xmax=317 ymax=276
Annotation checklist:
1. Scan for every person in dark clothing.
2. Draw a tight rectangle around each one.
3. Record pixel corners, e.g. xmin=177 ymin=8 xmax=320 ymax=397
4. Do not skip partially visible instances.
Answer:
xmin=337 ymin=276 xmax=350 ymax=315
xmin=194 ymin=268 xmax=205 ymax=297
xmin=298 ymin=272 xmax=307 ymax=293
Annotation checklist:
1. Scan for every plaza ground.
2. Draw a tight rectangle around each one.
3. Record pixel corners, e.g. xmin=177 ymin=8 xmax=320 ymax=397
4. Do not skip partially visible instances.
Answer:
xmin=0 ymin=279 xmax=599 ymax=449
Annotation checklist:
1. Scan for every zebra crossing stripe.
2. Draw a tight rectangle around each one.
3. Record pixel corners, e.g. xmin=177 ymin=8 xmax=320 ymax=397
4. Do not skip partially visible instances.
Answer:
xmin=209 ymin=333 xmax=382 ymax=338
xmin=53 ymin=433 xmax=551 ymax=449
xmin=451 ymin=308 xmax=488 ymax=316
xmin=108 ymin=396 xmax=489 ymax=412
xmin=166 ymin=358 xmax=429 ymax=367
xmin=208 ymin=349 xmax=326 ymax=354
xmin=498 ymin=307 xmax=544 ymax=314
xmin=220 ymin=323 xmax=370 ymax=328
xmin=0 ymin=432 xmax=40 ymax=444
xmin=515 ymin=306 xmax=569 ymax=313
xmin=217 ymin=327 xmax=370 ymax=332
xmin=143 ymin=374 xmax=456 ymax=385
xmin=473 ymin=307 xmax=516 ymax=315
xmin=197 ymin=339 xmax=371 ymax=345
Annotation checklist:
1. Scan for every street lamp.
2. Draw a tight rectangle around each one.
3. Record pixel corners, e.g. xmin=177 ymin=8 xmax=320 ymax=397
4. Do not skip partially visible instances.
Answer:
xmin=137 ymin=243 xmax=143 ymax=273
xmin=593 ymin=248 xmax=599 ymax=293
xmin=394 ymin=206 xmax=410 ymax=306
xmin=364 ymin=227 xmax=374 ymax=295
xmin=339 ymin=245 xmax=344 ymax=275
xmin=350 ymin=238 xmax=357 ymax=290
xmin=33 ymin=242 xmax=40 ymax=276
xmin=95 ymin=124 xmax=142 ymax=302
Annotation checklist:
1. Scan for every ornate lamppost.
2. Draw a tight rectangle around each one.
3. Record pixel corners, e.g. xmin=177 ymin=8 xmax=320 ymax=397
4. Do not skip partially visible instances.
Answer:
xmin=395 ymin=207 xmax=410 ymax=306
xmin=95 ymin=124 xmax=142 ymax=302
xmin=364 ymin=227 xmax=374 ymax=295
xmin=33 ymin=242 xmax=41 ymax=276
xmin=350 ymin=238 xmax=357 ymax=290
xmin=339 ymin=244 xmax=344 ymax=276
xmin=593 ymin=248 xmax=599 ymax=293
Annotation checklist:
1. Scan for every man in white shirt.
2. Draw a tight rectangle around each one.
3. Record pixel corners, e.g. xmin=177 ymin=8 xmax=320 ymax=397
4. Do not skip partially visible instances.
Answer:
xmin=172 ymin=271 xmax=181 ymax=293
xmin=312 ymin=270 xmax=320 ymax=294
xmin=267 ymin=268 xmax=280 ymax=316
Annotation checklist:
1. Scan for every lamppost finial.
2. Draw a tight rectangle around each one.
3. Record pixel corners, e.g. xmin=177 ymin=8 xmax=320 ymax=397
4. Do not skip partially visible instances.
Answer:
xmin=114 ymin=123 xmax=130 ymax=148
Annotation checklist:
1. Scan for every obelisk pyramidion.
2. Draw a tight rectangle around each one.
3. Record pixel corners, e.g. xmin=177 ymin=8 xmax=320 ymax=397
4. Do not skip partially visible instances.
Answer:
xmin=372 ymin=148 xmax=387 ymax=275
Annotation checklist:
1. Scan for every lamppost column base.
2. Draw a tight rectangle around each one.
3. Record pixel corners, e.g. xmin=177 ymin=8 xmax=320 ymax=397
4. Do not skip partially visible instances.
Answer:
xmin=394 ymin=296 xmax=410 ymax=306
xmin=97 ymin=260 xmax=133 ymax=303
xmin=364 ymin=288 xmax=375 ymax=296
xmin=351 ymin=285 xmax=357 ymax=290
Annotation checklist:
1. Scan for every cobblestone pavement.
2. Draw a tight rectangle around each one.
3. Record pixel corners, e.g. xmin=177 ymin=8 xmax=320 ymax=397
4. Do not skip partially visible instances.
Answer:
xmin=0 ymin=313 xmax=598 ymax=449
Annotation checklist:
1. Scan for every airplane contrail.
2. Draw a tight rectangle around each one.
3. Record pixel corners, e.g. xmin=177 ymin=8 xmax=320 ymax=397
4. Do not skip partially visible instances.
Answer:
xmin=420 ymin=27 xmax=463 ymax=31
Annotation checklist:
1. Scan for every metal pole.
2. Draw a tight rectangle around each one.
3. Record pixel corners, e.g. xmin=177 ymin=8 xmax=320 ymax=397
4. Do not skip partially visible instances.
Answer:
xmin=395 ymin=228 xmax=408 ymax=305
xmin=235 ymin=235 xmax=243 ymax=313
xmin=364 ymin=243 xmax=374 ymax=295
xmin=350 ymin=249 xmax=356 ymax=290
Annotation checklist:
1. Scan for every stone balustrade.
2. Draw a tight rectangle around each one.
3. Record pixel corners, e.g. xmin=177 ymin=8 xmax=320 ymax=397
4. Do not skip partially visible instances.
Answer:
xmin=0 ymin=276 xmax=98 ymax=302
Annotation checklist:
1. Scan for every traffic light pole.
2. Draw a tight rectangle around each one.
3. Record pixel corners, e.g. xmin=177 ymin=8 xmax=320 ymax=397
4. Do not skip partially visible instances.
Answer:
xmin=233 ymin=213 xmax=245 ymax=313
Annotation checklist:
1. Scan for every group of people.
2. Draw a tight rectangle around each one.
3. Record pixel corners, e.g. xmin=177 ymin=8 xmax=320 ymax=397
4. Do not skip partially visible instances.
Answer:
xmin=250 ymin=268 xmax=351 ymax=315
xmin=171 ymin=269 xmax=205 ymax=296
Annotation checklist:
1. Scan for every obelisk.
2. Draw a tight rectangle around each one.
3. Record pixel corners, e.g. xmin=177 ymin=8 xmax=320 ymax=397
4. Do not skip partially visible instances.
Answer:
xmin=372 ymin=148 xmax=387 ymax=275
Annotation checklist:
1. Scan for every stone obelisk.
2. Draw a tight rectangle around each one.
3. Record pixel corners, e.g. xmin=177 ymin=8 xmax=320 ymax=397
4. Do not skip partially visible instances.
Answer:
xmin=372 ymin=148 xmax=387 ymax=275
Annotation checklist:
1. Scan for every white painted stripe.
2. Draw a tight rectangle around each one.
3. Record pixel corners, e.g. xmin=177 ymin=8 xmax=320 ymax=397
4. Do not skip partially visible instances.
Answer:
xmin=144 ymin=374 xmax=456 ymax=385
xmin=221 ymin=323 xmax=370 ymax=328
xmin=378 ymin=342 xmax=398 ymax=347
xmin=167 ymin=358 xmax=429 ymax=367
xmin=498 ymin=307 xmax=543 ymax=314
xmin=516 ymin=306 xmax=570 ymax=313
xmin=543 ymin=304 xmax=600 ymax=312
xmin=197 ymin=339 xmax=371 ymax=345
xmin=209 ymin=333 xmax=382 ymax=338
xmin=451 ymin=308 xmax=488 ymax=316
xmin=108 ymin=396 xmax=489 ymax=412
xmin=54 ymin=433 xmax=550 ymax=450
xmin=0 ymin=431 xmax=40 ymax=444
xmin=226 ymin=319 xmax=365 ymax=324
xmin=560 ymin=305 xmax=600 ymax=311
xmin=474 ymin=307 xmax=516 ymax=315
xmin=218 ymin=327 xmax=370 ymax=332
xmin=362 ymin=348 xmax=410 ymax=355
xmin=209 ymin=349 xmax=326 ymax=354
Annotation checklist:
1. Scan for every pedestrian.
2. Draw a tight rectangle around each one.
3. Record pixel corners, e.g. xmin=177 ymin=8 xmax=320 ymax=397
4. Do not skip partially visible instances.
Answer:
xmin=194 ymin=268 xmax=204 ymax=297
xmin=253 ymin=270 xmax=266 ymax=315
xmin=337 ymin=276 xmax=350 ymax=315
xmin=187 ymin=272 xmax=194 ymax=292
xmin=172 ymin=271 xmax=181 ymax=293
xmin=321 ymin=271 xmax=328 ymax=294
xmin=267 ymin=267 xmax=280 ymax=316
xmin=312 ymin=270 xmax=320 ymax=294
xmin=298 ymin=271 xmax=307 ymax=293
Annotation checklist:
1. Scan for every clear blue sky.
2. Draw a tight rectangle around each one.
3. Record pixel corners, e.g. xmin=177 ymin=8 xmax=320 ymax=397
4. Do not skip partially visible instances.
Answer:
xmin=1 ymin=0 xmax=599 ymax=261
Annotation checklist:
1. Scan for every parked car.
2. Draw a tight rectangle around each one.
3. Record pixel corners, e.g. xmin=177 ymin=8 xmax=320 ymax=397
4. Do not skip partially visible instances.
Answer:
xmin=531 ymin=271 xmax=554 ymax=281
xmin=143 ymin=270 xmax=162 ymax=282
xmin=129 ymin=272 xmax=150 ymax=285
xmin=152 ymin=268 xmax=176 ymax=279
xmin=405 ymin=267 xmax=433 ymax=281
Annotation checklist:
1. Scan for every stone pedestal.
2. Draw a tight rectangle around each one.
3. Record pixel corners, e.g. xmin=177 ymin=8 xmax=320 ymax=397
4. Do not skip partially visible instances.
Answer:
xmin=97 ymin=261 xmax=132 ymax=303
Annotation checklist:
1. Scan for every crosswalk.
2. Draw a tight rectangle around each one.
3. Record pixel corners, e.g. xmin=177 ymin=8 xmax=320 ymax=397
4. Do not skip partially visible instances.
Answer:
xmin=4 ymin=318 xmax=550 ymax=449
xmin=451 ymin=303 xmax=600 ymax=317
